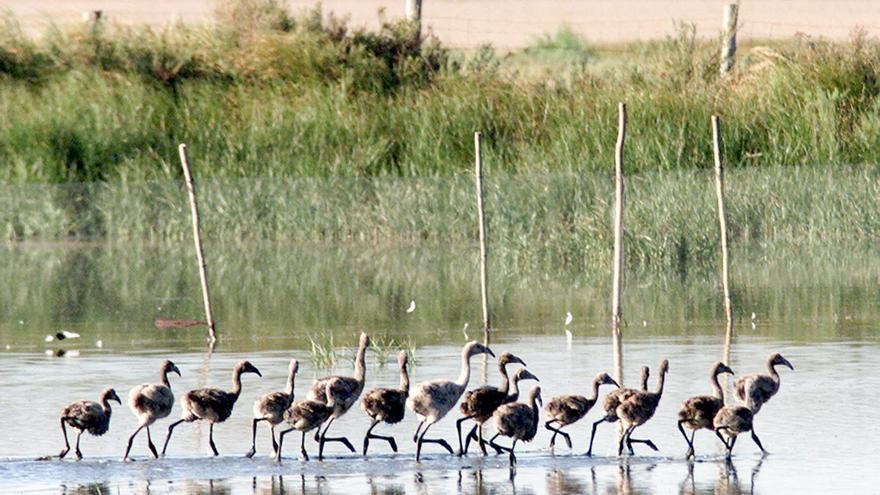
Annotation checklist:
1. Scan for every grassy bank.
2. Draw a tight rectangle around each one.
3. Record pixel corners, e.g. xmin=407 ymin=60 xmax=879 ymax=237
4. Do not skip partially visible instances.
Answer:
xmin=2 ymin=8 xmax=880 ymax=181
xmin=3 ymin=166 xmax=880 ymax=275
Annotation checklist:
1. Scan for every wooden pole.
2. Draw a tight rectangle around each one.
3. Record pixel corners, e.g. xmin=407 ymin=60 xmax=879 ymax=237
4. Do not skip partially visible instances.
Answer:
xmin=474 ymin=132 xmax=491 ymax=346
xmin=178 ymin=144 xmax=217 ymax=344
xmin=712 ymin=115 xmax=734 ymax=341
xmin=611 ymin=103 xmax=626 ymax=388
xmin=406 ymin=0 xmax=422 ymax=34
xmin=720 ymin=3 xmax=738 ymax=76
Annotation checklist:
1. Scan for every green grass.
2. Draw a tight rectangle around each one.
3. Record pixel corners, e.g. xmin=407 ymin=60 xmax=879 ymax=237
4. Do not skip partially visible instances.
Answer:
xmin=2 ymin=11 xmax=880 ymax=181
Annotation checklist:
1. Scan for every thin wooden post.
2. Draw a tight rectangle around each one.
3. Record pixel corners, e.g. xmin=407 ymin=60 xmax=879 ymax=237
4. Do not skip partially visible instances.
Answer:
xmin=712 ymin=116 xmax=734 ymax=338
xmin=475 ymin=132 xmax=490 ymax=346
xmin=611 ymin=103 xmax=626 ymax=387
xmin=178 ymin=144 xmax=216 ymax=344
xmin=406 ymin=0 xmax=422 ymax=34
xmin=720 ymin=3 xmax=738 ymax=76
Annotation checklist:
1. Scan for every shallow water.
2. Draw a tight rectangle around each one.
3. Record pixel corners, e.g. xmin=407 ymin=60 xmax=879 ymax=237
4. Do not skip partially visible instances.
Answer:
xmin=1 ymin=244 xmax=879 ymax=493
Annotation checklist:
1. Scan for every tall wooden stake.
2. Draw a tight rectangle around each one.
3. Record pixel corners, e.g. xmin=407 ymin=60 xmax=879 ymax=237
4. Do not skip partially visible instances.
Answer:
xmin=178 ymin=144 xmax=217 ymax=344
xmin=720 ymin=3 xmax=738 ymax=76
xmin=712 ymin=116 xmax=733 ymax=333
xmin=611 ymin=103 xmax=626 ymax=387
xmin=475 ymin=132 xmax=490 ymax=346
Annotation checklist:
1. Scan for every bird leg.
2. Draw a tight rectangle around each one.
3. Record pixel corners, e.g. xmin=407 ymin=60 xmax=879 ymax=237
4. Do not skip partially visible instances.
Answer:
xmin=363 ymin=419 xmax=397 ymax=455
xmin=455 ymin=415 xmax=475 ymax=455
xmin=246 ymin=418 xmax=262 ymax=458
xmin=586 ymin=417 xmax=609 ymax=456
xmin=147 ymin=426 xmax=159 ymax=459
xmin=412 ymin=421 xmax=424 ymax=443
xmin=74 ymin=431 xmax=83 ymax=460
xmin=124 ymin=425 xmax=145 ymax=461
xmin=508 ymin=439 xmax=518 ymax=467
xmin=300 ymin=430 xmax=309 ymax=461
xmin=678 ymin=421 xmax=695 ymax=459
xmin=618 ymin=425 xmax=636 ymax=456
xmin=318 ymin=417 xmax=355 ymax=460
xmin=415 ymin=423 xmax=454 ymax=462
xmin=545 ymin=420 xmax=572 ymax=450
xmin=487 ymin=432 xmax=510 ymax=455
xmin=162 ymin=419 xmax=186 ymax=456
xmin=275 ymin=427 xmax=293 ymax=463
xmin=59 ymin=418 xmax=71 ymax=459
xmin=208 ymin=423 xmax=219 ymax=456
xmin=627 ymin=436 xmax=658 ymax=452
xmin=271 ymin=425 xmax=279 ymax=455
xmin=750 ymin=428 xmax=766 ymax=455
xmin=477 ymin=423 xmax=489 ymax=456
xmin=715 ymin=427 xmax=734 ymax=458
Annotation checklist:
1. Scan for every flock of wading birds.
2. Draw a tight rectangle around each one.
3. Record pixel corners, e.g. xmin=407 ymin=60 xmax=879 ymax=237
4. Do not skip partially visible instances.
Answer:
xmin=55 ymin=333 xmax=794 ymax=467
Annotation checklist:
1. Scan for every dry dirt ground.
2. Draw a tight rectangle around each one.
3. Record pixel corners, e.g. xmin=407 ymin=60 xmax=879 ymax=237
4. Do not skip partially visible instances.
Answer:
xmin=3 ymin=0 xmax=880 ymax=47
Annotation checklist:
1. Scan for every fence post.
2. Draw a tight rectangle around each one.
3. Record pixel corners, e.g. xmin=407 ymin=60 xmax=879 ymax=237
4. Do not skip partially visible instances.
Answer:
xmin=611 ymin=103 xmax=626 ymax=388
xmin=406 ymin=0 xmax=422 ymax=32
xmin=712 ymin=116 xmax=734 ymax=340
xmin=474 ymin=132 xmax=491 ymax=346
xmin=178 ymin=144 xmax=217 ymax=345
xmin=720 ymin=3 xmax=738 ymax=76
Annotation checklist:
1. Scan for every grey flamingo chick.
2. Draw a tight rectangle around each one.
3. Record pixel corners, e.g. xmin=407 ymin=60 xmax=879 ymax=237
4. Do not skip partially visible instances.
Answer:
xmin=275 ymin=378 xmax=343 ymax=462
xmin=544 ymin=372 xmax=619 ymax=450
xmin=733 ymin=353 xmax=794 ymax=413
xmin=59 ymin=388 xmax=121 ymax=459
xmin=616 ymin=359 xmax=669 ymax=455
xmin=463 ymin=367 xmax=540 ymax=455
xmin=245 ymin=359 xmax=299 ymax=458
xmin=360 ymin=350 xmax=410 ymax=455
xmin=407 ymin=340 xmax=495 ymax=461
xmin=124 ymin=360 xmax=181 ymax=460
xmin=677 ymin=361 xmax=734 ymax=459
xmin=306 ymin=332 xmax=370 ymax=458
xmin=456 ymin=352 xmax=526 ymax=456
xmin=161 ymin=360 xmax=261 ymax=456
xmin=713 ymin=405 xmax=765 ymax=459
xmin=487 ymin=385 xmax=543 ymax=466
xmin=586 ymin=365 xmax=650 ymax=456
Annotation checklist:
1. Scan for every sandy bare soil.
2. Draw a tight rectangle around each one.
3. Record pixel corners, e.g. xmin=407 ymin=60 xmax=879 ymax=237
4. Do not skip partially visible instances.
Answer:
xmin=3 ymin=0 xmax=880 ymax=47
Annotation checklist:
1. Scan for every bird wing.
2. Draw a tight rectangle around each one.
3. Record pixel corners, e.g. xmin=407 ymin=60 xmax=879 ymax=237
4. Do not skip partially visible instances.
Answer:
xmin=493 ymin=403 xmax=533 ymax=436
xmin=308 ymin=376 xmax=359 ymax=403
xmin=408 ymin=380 xmax=460 ymax=419
xmin=255 ymin=391 xmax=292 ymax=418
xmin=129 ymin=383 xmax=174 ymax=417
xmin=182 ymin=388 xmax=233 ymax=421
xmin=62 ymin=400 xmax=103 ymax=428
xmin=460 ymin=385 xmax=503 ymax=417
xmin=734 ymin=374 xmax=776 ymax=410
xmin=679 ymin=395 xmax=721 ymax=423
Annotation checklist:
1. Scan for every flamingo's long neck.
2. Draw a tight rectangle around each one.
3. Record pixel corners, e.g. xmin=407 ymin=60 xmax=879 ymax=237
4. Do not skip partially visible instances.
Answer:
xmin=354 ymin=341 xmax=367 ymax=384
xmin=640 ymin=371 xmax=649 ymax=391
xmin=529 ymin=390 xmax=540 ymax=418
xmin=325 ymin=384 xmax=338 ymax=409
xmin=399 ymin=360 xmax=410 ymax=393
xmin=285 ymin=367 xmax=297 ymax=396
xmin=768 ymin=360 xmax=782 ymax=385
xmin=498 ymin=362 xmax=512 ymax=395
xmin=231 ymin=367 xmax=244 ymax=398
xmin=509 ymin=376 xmax=522 ymax=401
xmin=655 ymin=370 xmax=667 ymax=396
xmin=710 ymin=369 xmax=724 ymax=401
xmin=161 ymin=369 xmax=171 ymax=389
xmin=100 ymin=396 xmax=113 ymax=414
xmin=588 ymin=378 xmax=601 ymax=402
xmin=455 ymin=349 xmax=472 ymax=388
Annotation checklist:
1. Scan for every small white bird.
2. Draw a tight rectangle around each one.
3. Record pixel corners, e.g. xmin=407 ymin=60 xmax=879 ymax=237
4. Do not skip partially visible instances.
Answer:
xmin=406 ymin=300 xmax=416 ymax=313
xmin=564 ymin=312 xmax=573 ymax=345
xmin=751 ymin=312 xmax=757 ymax=321
xmin=45 ymin=335 xmax=54 ymax=343
xmin=96 ymin=340 xmax=103 ymax=349
xmin=462 ymin=323 xmax=470 ymax=341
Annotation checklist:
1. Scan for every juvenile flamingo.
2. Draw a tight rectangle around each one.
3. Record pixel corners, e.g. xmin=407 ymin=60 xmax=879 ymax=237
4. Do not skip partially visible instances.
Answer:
xmin=616 ymin=359 xmax=669 ymax=456
xmin=246 ymin=359 xmax=299 ymax=458
xmin=161 ymin=360 xmax=261 ymax=456
xmin=488 ymin=385 xmax=542 ymax=466
xmin=275 ymin=378 xmax=343 ymax=462
xmin=713 ymin=405 xmax=765 ymax=459
xmin=124 ymin=360 xmax=181 ymax=460
xmin=306 ymin=332 xmax=369 ymax=458
xmin=677 ymin=361 xmax=734 ymax=458
xmin=360 ymin=350 xmax=410 ymax=455
xmin=406 ymin=341 xmax=494 ymax=461
xmin=586 ymin=365 xmax=649 ymax=456
xmin=733 ymin=353 xmax=794 ymax=413
xmin=59 ymin=388 xmax=121 ymax=459
xmin=456 ymin=352 xmax=526 ymax=455
xmin=544 ymin=372 xmax=619 ymax=450
xmin=464 ymin=367 xmax=539 ymax=454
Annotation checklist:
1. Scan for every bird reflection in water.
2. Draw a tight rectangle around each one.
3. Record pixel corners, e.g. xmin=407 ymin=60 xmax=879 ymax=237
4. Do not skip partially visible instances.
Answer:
xmin=679 ymin=457 xmax=765 ymax=495
xmin=545 ymin=468 xmax=591 ymax=495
